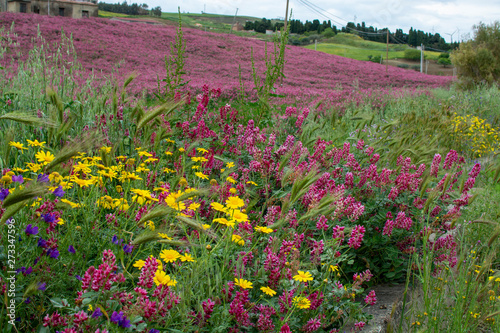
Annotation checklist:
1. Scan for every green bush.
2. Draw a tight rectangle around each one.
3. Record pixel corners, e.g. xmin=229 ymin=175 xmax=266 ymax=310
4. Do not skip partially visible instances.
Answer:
xmin=437 ymin=58 xmax=452 ymax=67
xmin=438 ymin=52 xmax=450 ymax=59
xmin=411 ymin=64 xmax=420 ymax=71
xmin=452 ymin=21 xmax=500 ymax=88
xmin=404 ymin=48 xmax=421 ymax=61
xmin=322 ymin=27 xmax=335 ymax=38
xmin=397 ymin=63 xmax=410 ymax=69
xmin=368 ymin=55 xmax=382 ymax=63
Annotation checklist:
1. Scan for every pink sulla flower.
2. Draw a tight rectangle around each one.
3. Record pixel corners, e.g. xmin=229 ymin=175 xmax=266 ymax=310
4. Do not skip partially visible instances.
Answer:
xmin=348 ymin=225 xmax=366 ymax=249
xmin=364 ymin=290 xmax=377 ymax=305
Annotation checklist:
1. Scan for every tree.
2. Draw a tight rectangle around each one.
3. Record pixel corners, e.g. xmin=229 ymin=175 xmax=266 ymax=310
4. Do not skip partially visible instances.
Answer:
xmin=151 ymin=6 xmax=161 ymax=17
xmin=452 ymin=21 xmax=500 ymax=88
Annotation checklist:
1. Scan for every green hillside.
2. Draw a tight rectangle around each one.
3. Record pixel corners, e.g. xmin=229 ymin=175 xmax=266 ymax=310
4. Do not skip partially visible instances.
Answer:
xmin=304 ymin=33 xmax=441 ymax=61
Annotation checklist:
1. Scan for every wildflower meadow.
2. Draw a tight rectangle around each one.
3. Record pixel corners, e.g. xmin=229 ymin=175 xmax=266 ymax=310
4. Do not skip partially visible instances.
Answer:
xmin=0 ymin=12 xmax=499 ymax=333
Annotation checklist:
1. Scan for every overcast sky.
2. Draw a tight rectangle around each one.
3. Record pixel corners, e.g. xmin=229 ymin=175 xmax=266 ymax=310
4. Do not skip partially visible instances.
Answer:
xmin=109 ymin=0 xmax=500 ymax=42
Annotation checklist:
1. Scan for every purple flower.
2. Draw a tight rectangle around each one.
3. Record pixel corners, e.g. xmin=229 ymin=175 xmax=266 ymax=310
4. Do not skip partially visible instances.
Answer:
xmin=12 ymin=175 xmax=23 ymax=183
xmin=37 ymin=174 xmax=49 ymax=183
xmin=47 ymin=248 xmax=59 ymax=259
xmin=24 ymin=298 xmax=31 ymax=304
xmin=37 ymin=238 xmax=47 ymax=248
xmin=149 ymin=330 xmax=160 ymax=333
xmin=25 ymin=224 xmax=39 ymax=236
xmin=123 ymin=244 xmax=133 ymax=254
xmin=68 ymin=245 xmax=76 ymax=254
xmin=110 ymin=311 xmax=131 ymax=328
xmin=52 ymin=186 xmax=65 ymax=197
xmin=38 ymin=282 xmax=47 ymax=291
xmin=0 ymin=188 xmax=9 ymax=201
xmin=75 ymin=275 xmax=82 ymax=281
xmin=112 ymin=235 xmax=119 ymax=244
xmin=91 ymin=307 xmax=102 ymax=318
xmin=41 ymin=213 xmax=56 ymax=224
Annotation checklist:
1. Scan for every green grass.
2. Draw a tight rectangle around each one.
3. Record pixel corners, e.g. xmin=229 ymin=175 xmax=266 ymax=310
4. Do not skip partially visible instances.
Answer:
xmin=98 ymin=10 xmax=131 ymax=18
xmin=304 ymin=33 xmax=441 ymax=61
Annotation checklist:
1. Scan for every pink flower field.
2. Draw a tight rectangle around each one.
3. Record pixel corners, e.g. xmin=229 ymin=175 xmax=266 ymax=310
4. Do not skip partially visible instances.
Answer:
xmin=0 ymin=12 xmax=453 ymax=101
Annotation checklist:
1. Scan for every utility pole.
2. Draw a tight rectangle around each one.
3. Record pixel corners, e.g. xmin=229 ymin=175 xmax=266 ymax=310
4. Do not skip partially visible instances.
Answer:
xmin=48 ymin=0 xmax=50 ymax=15
xmin=420 ymin=43 xmax=424 ymax=73
xmin=284 ymin=0 xmax=289 ymax=31
xmin=230 ymin=8 xmax=238 ymax=33
xmin=386 ymin=29 xmax=389 ymax=73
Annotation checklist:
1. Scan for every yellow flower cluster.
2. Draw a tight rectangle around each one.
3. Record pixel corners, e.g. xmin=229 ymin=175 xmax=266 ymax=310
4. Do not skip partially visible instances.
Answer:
xmin=451 ymin=113 xmax=500 ymax=157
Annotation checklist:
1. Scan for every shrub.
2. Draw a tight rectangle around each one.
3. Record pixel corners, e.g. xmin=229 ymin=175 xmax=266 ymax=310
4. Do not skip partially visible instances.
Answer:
xmin=397 ymin=63 xmax=410 ymax=69
xmin=438 ymin=58 xmax=452 ymax=67
xmin=368 ymin=55 xmax=382 ymax=63
xmin=404 ymin=48 xmax=421 ymax=61
xmin=452 ymin=21 xmax=500 ymax=88
xmin=411 ymin=64 xmax=420 ymax=71
xmin=438 ymin=52 xmax=450 ymax=59
xmin=322 ymin=27 xmax=335 ymax=38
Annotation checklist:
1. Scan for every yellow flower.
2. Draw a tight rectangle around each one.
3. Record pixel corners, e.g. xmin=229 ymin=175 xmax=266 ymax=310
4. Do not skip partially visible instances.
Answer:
xmin=12 ymin=167 xmax=28 ymax=173
xmin=35 ymin=151 xmax=55 ymax=165
xmin=9 ymin=141 xmax=27 ymax=151
xmin=97 ymin=195 xmax=114 ymax=209
xmin=232 ymin=234 xmax=245 ymax=246
xmin=165 ymin=138 xmax=175 ymax=143
xmin=202 ymin=224 xmax=211 ymax=230
xmin=138 ymin=150 xmax=153 ymax=157
xmin=329 ymin=265 xmax=339 ymax=272
xmin=60 ymin=198 xmax=81 ymax=209
xmin=188 ymin=202 xmax=200 ymax=211
xmin=234 ymin=278 xmax=253 ymax=289
xmin=225 ymin=196 xmax=244 ymax=209
xmin=255 ymin=226 xmax=273 ymax=234
xmin=158 ymin=233 xmax=172 ymax=240
xmin=293 ymin=271 xmax=313 ymax=282
xmin=195 ymin=172 xmax=209 ymax=180
xmin=27 ymin=139 xmax=46 ymax=148
xmin=165 ymin=151 xmax=173 ymax=156
xmin=179 ymin=148 xmax=185 ymax=153
xmin=57 ymin=218 xmax=65 ymax=225
xmin=246 ymin=181 xmax=257 ymax=186
xmin=72 ymin=177 xmax=94 ymax=188
xmin=226 ymin=176 xmax=237 ymax=184
xmin=163 ymin=168 xmax=175 ymax=174
xmin=229 ymin=188 xmax=237 ymax=194
xmin=226 ymin=162 xmax=235 ymax=168
xmin=144 ymin=220 xmax=155 ymax=231
xmin=26 ymin=163 xmax=42 ymax=173
xmin=133 ymin=260 xmax=146 ymax=269
xmin=293 ymin=296 xmax=311 ymax=309
xmin=210 ymin=202 xmax=227 ymax=212
xmin=154 ymin=270 xmax=177 ymax=286
xmin=49 ymin=172 xmax=63 ymax=183
xmin=165 ymin=193 xmax=186 ymax=211
xmin=100 ymin=146 xmax=112 ymax=154
xmin=180 ymin=253 xmax=195 ymax=262
xmin=144 ymin=158 xmax=158 ymax=164
xmin=197 ymin=148 xmax=208 ymax=154
xmin=160 ymin=249 xmax=181 ymax=263
xmin=231 ymin=210 xmax=249 ymax=223
xmin=260 ymin=286 xmax=276 ymax=296
xmin=214 ymin=218 xmax=235 ymax=228
xmin=113 ymin=198 xmax=130 ymax=211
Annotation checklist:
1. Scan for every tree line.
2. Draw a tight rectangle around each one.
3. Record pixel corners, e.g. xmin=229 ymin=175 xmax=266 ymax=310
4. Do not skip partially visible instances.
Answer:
xmin=244 ymin=18 xmax=458 ymax=51
xmin=98 ymin=2 xmax=162 ymax=17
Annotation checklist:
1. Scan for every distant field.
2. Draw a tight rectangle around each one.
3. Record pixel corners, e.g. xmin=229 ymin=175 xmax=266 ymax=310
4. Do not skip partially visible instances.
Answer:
xmin=98 ymin=10 xmax=130 ymax=18
xmin=304 ymin=33 xmax=441 ymax=61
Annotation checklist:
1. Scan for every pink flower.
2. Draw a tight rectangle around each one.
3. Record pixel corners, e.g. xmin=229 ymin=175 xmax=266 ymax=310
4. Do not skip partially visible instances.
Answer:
xmin=364 ymin=290 xmax=377 ymax=305
xmin=348 ymin=225 xmax=366 ymax=249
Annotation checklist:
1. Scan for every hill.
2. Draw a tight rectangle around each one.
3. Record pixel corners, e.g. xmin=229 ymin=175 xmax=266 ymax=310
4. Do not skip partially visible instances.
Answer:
xmin=0 ymin=13 xmax=453 ymax=103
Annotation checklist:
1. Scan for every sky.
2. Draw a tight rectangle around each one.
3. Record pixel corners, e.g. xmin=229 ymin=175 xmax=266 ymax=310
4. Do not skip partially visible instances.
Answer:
xmin=108 ymin=0 xmax=500 ymax=43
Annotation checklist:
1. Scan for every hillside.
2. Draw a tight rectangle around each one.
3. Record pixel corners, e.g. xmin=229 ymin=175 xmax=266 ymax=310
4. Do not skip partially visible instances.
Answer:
xmin=0 ymin=13 xmax=453 ymax=102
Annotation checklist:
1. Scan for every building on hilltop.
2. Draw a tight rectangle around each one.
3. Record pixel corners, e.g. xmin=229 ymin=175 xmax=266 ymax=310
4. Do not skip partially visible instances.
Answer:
xmin=0 ymin=0 xmax=98 ymax=18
